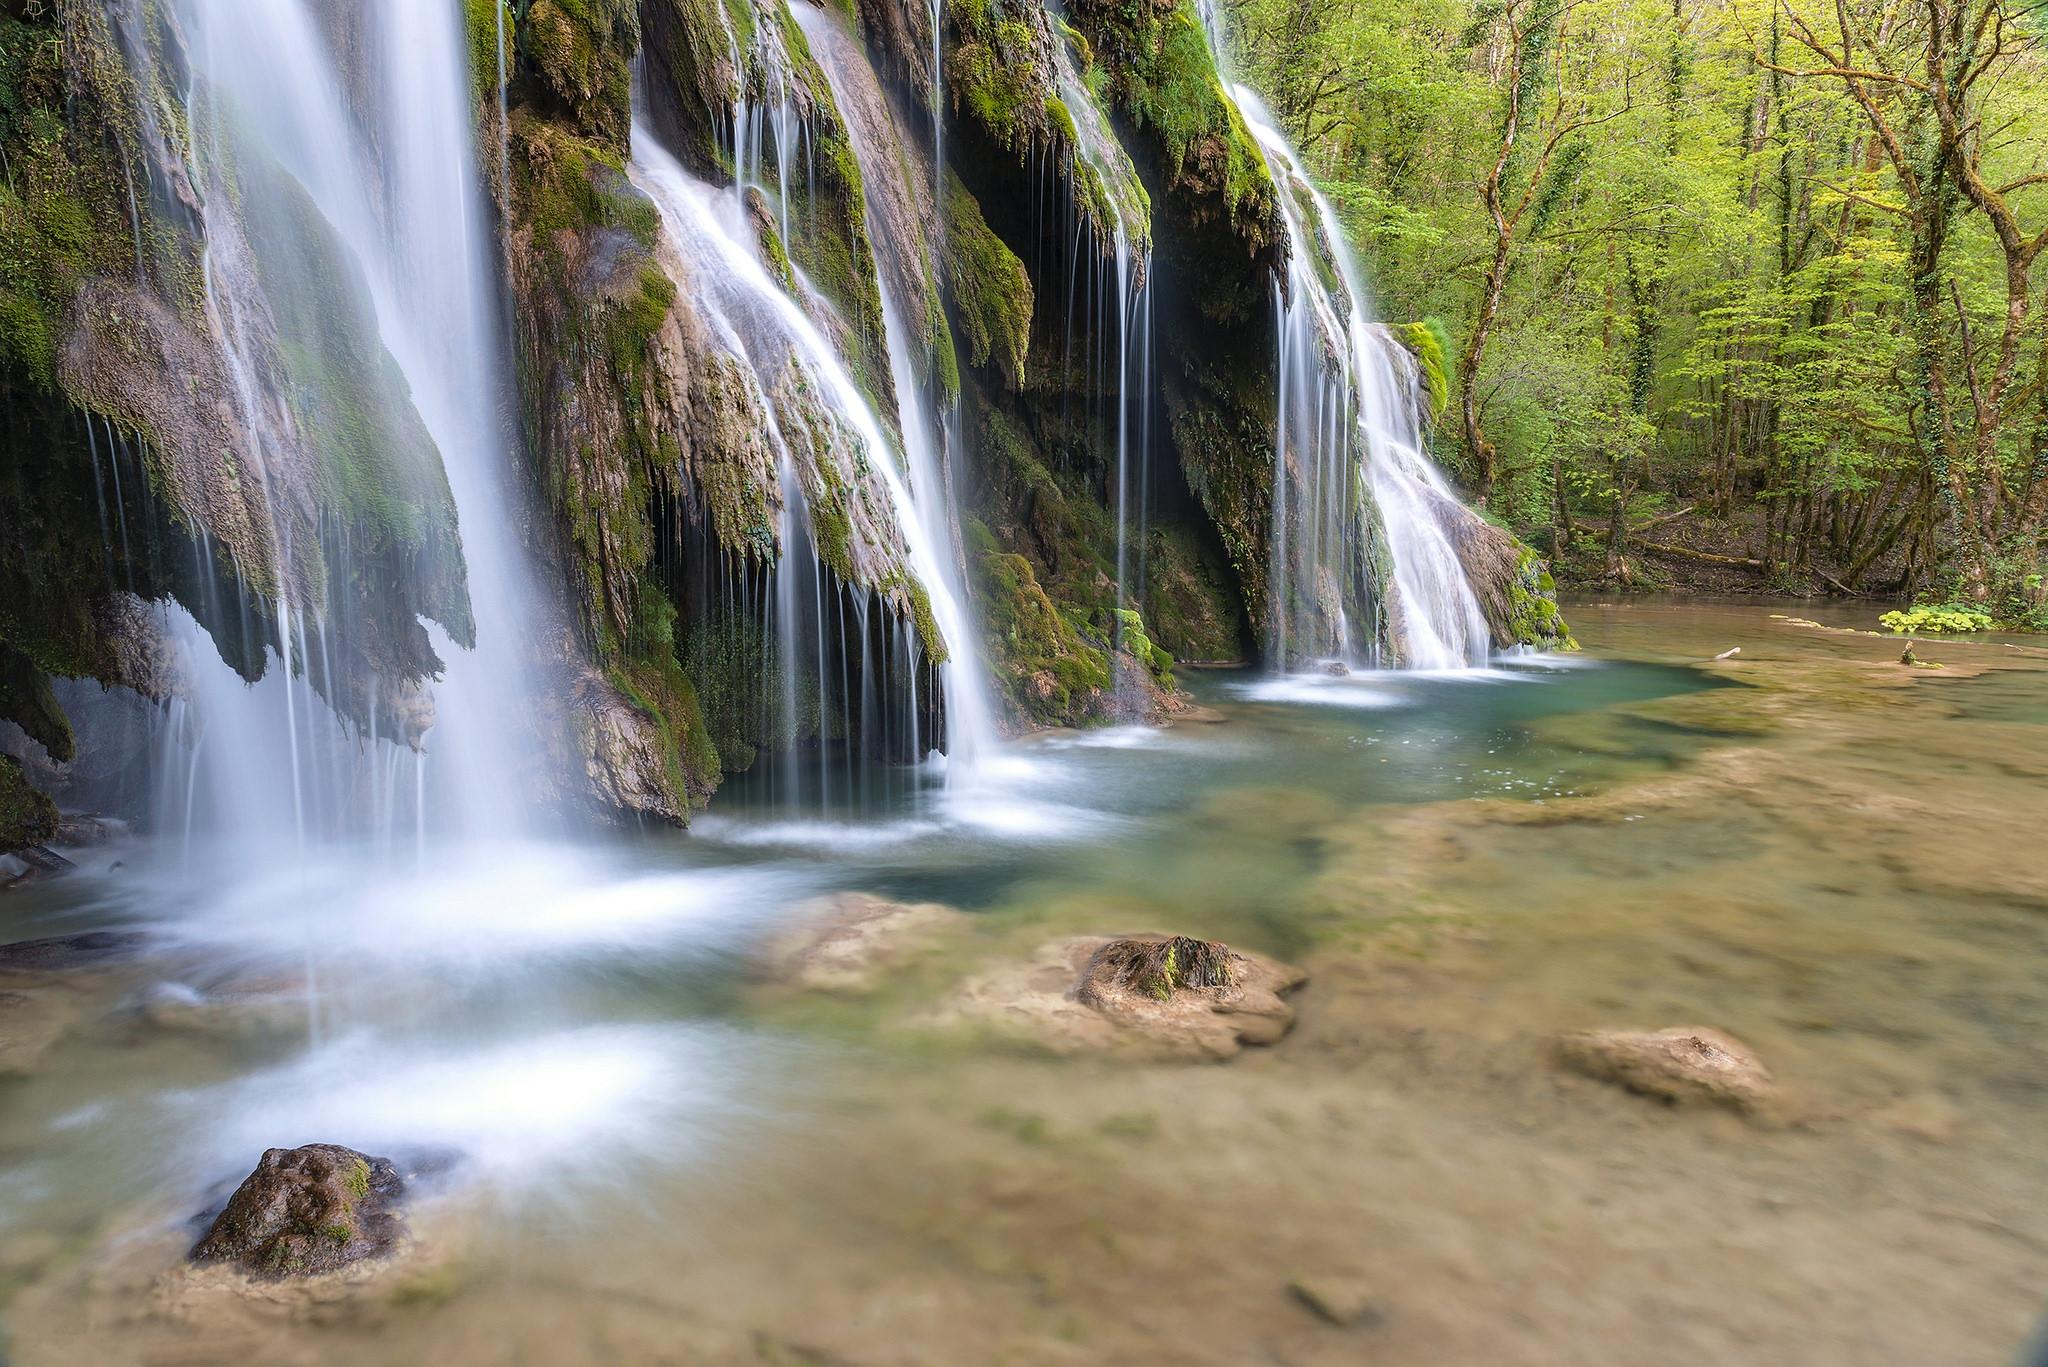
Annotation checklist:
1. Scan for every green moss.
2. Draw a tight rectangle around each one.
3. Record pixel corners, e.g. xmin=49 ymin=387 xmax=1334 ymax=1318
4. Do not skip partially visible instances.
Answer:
xmin=344 ymin=1159 xmax=372 ymax=1199
xmin=947 ymin=13 xmax=1047 ymax=155
xmin=1113 ymin=606 xmax=1175 ymax=686
xmin=0 ymin=12 xmax=152 ymax=392
xmin=616 ymin=574 xmax=724 ymax=807
xmin=1504 ymin=546 xmax=1576 ymax=650
xmin=968 ymin=517 xmax=1113 ymax=727
xmin=0 ymin=752 xmax=57 ymax=852
xmin=466 ymin=0 xmax=514 ymax=106
xmin=899 ymin=576 xmax=949 ymax=665
xmin=942 ymin=173 xmax=1033 ymax=391
xmin=520 ymin=0 xmax=638 ymax=147
xmin=1043 ymin=95 xmax=1078 ymax=145
xmin=1397 ymin=319 xmax=1452 ymax=421
xmin=1067 ymin=0 xmax=1278 ymax=247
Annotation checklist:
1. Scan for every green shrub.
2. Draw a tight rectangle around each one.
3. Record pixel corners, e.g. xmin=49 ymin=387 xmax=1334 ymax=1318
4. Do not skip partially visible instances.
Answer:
xmin=1878 ymin=604 xmax=1994 ymax=635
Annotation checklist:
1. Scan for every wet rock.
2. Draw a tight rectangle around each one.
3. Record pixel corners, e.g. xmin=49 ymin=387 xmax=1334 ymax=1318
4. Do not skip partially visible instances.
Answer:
xmin=190 ymin=1145 xmax=406 ymax=1280
xmin=1557 ymin=1026 xmax=1777 ymax=1114
xmin=0 ymin=930 xmax=146 ymax=972
xmin=1 ymin=846 xmax=74 ymax=887
xmin=765 ymin=892 xmax=965 ymax=993
xmin=54 ymin=813 xmax=128 ymax=847
xmin=937 ymin=934 xmax=1306 ymax=1061
xmin=1288 ymin=1275 xmax=1386 ymax=1328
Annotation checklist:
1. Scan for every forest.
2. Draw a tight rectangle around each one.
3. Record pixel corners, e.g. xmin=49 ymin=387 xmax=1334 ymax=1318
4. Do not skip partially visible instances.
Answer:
xmin=1228 ymin=0 xmax=2048 ymax=624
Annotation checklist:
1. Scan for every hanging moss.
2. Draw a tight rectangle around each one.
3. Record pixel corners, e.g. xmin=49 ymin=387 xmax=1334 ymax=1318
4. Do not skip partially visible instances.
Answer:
xmin=519 ymin=0 xmax=638 ymax=147
xmin=942 ymin=173 xmax=1033 ymax=391
xmin=1065 ymin=0 xmax=1278 ymax=251
xmin=946 ymin=1 xmax=1048 ymax=156
xmin=465 ymin=0 xmax=514 ymax=107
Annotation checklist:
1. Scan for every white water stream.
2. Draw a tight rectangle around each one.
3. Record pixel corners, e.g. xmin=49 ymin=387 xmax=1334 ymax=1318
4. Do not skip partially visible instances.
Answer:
xmin=1196 ymin=5 xmax=1491 ymax=670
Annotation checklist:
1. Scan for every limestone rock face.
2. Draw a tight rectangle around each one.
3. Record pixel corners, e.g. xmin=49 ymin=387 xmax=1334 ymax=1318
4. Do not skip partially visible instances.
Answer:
xmin=940 ymin=934 xmax=1307 ymax=1061
xmin=1557 ymin=1026 xmax=1777 ymax=1114
xmin=190 ymin=1145 xmax=406 ymax=1281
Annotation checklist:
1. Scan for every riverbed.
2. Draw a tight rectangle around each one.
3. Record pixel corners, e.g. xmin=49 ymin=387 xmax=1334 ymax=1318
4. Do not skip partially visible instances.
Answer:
xmin=3 ymin=599 xmax=2044 ymax=1364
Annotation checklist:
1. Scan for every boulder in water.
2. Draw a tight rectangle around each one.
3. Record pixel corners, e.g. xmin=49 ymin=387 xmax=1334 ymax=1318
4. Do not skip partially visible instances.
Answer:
xmin=938 ymin=934 xmax=1306 ymax=1061
xmin=190 ymin=1145 xmax=406 ymax=1280
xmin=765 ymin=892 xmax=966 ymax=993
xmin=1557 ymin=1026 xmax=1777 ymax=1114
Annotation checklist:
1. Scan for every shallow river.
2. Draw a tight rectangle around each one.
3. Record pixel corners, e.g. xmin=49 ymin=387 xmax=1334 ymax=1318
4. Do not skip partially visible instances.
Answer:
xmin=3 ymin=599 xmax=2045 ymax=1365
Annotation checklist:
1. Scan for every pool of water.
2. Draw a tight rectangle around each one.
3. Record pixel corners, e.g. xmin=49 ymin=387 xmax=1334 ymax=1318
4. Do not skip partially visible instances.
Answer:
xmin=3 ymin=598 xmax=2044 ymax=1365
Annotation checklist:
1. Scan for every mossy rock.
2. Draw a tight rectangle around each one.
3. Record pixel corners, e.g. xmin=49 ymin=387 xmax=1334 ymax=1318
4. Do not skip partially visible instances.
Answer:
xmin=0 ymin=753 xmax=58 ymax=853
xmin=943 ymin=172 xmax=1033 ymax=391
xmin=189 ymin=1144 xmax=407 ymax=1282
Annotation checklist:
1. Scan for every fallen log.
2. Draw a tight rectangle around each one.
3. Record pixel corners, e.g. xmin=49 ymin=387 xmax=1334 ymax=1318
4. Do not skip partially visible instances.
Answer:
xmin=1633 ymin=538 xmax=1766 ymax=569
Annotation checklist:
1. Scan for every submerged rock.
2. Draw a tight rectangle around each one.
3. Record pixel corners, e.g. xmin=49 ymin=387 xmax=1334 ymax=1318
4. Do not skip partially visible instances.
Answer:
xmin=1288 ymin=1275 xmax=1387 ymax=1328
xmin=939 ymin=934 xmax=1306 ymax=1061
xmin=0 ymin=930 xmax=146 ymax=972
xmin=1557 ymin=1026 xmax=1777 ymax=1115
xmin=766 ymin=893 xmax=966 ymax=994
xmin=190 ymin=1145 xmax=406 ymax=1281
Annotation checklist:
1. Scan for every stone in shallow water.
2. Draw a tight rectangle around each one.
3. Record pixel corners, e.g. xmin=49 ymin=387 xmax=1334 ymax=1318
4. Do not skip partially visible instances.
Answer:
xmin=1288 ymin=1275 xmax=1387 ymax=1328
xmin=764 ymin=892 xmax=966 ymax=993
xmin=190 ymin=1144 xmax=406 ymax=1280
xmin=938 ymin=934 xmax=1307 ymax=1061
xmin=0 ymin=930 xmax=144 ymax=971
xmin=1557 ymin=1026 xmax=1776 ymax=1114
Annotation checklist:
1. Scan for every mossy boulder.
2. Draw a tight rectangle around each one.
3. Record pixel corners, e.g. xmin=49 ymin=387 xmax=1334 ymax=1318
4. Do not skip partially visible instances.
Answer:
xmin=1439 ymin=503 xmax=1575 ymax=651
xmin=936 ymin=932 xmax=1307 ymax=1061
xmin=190 ymin=1145 xmax=407 ymax=1281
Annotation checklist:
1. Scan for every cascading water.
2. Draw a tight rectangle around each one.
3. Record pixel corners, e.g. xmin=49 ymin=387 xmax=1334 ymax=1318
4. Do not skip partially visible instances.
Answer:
xmin=1196 ymin=7 xmax=1491 ymax=671
xmin=121 ymin=0 xmax=543 ymax=856
xmin=629 ymin=103 xmax=990 ymax=804
xmin=791 ymin=5 xmax=998 ymax=774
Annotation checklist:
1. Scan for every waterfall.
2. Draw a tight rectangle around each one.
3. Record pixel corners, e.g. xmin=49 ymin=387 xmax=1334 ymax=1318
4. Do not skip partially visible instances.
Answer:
xmin=629 ymin=111 xmax=990 ymax=797
xmin=145 ymin=0 xmax=540 ymax=847
xmin=1197 ymin=9 xmax=1491 ymax=671
xmin=791 ymin=5 xmax=998 ymax=773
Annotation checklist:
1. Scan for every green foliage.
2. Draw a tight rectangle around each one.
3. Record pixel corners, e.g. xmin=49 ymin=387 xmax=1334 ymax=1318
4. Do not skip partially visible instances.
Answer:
xmin=1226 ymin=0 xmax=2048 ymax=596
xmin=1879 ymin=604 xmax=1995 ymax=635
